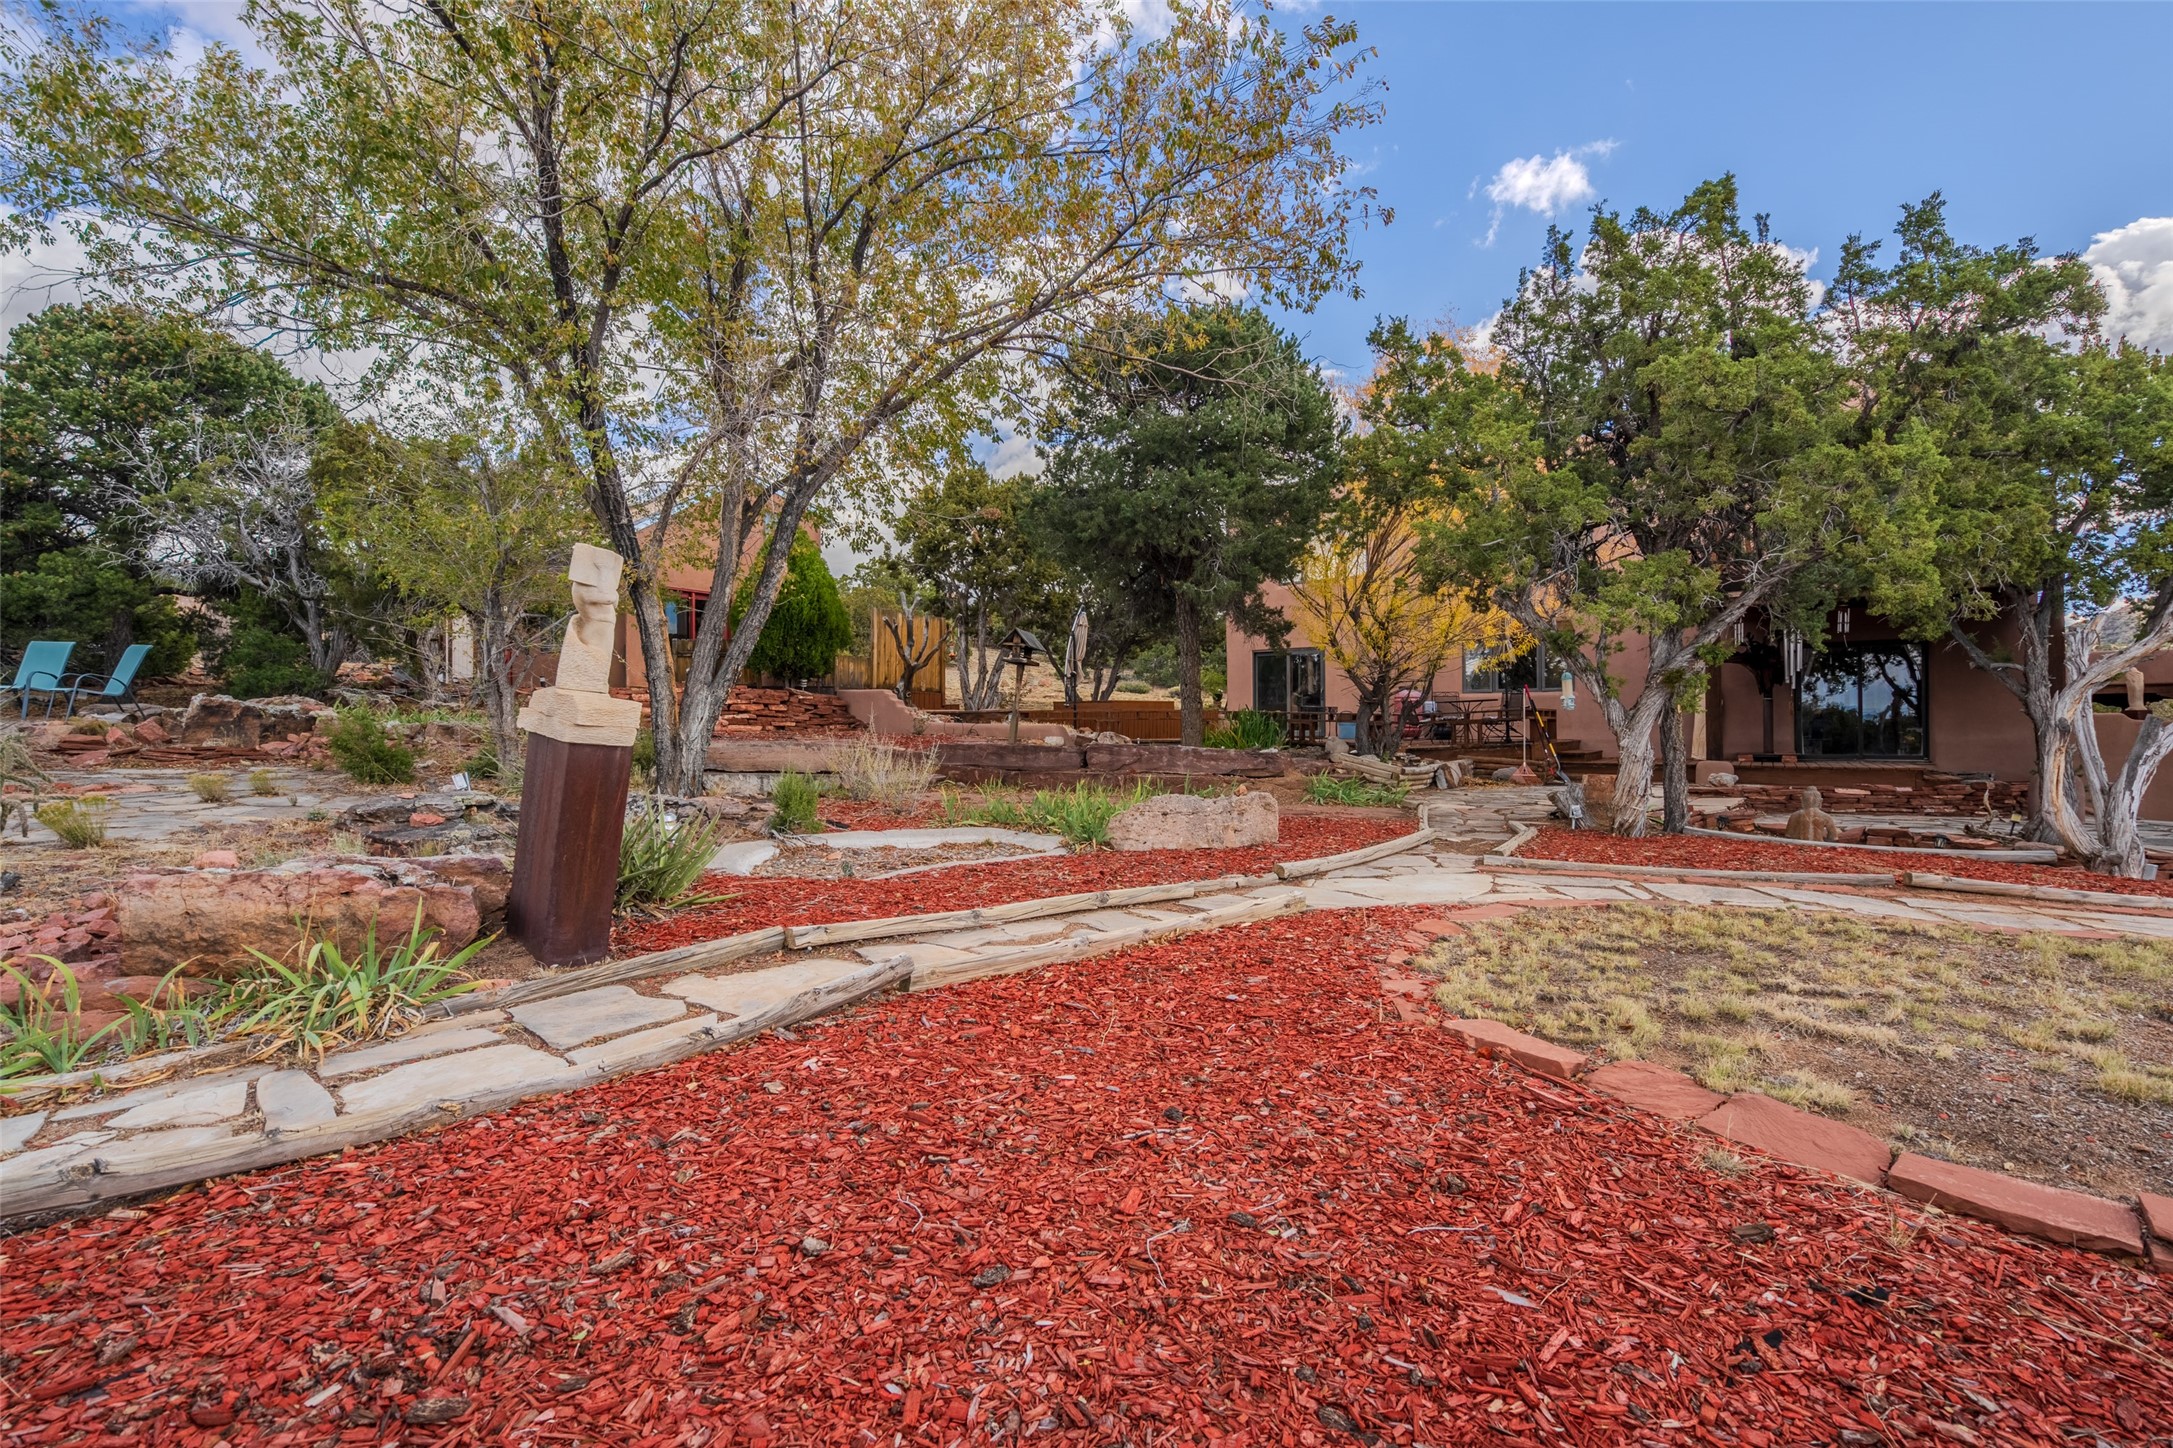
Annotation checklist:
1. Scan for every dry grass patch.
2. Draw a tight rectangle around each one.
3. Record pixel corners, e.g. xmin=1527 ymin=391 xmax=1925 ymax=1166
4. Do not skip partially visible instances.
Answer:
xmin=1418 ymin=903 xmax=2173 ymax=1194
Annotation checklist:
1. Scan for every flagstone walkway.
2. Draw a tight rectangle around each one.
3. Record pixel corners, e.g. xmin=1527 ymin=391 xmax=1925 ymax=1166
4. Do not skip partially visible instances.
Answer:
xmin=8 ymin=822 xmax=2172 ymax=1223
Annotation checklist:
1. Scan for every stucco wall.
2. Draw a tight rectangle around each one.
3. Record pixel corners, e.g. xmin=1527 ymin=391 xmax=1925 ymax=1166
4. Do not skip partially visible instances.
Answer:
xmin=1223 ymin=590 xmax=1648 ymax=759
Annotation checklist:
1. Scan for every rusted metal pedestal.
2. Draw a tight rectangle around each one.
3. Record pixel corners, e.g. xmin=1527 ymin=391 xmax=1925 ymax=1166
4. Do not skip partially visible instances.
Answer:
xmin=506 ymin=732 xmax=632 ymax=967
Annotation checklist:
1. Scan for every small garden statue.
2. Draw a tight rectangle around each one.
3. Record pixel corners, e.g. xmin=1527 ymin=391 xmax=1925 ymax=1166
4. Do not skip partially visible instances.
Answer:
xmin=1783 ymin=786 xmax=1840 ymax=843
xmin=507 ymin=544 xmax=645 ymax=965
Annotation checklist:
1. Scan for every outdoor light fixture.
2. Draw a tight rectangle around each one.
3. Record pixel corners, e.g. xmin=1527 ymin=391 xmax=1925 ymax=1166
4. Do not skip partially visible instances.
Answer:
xmin=1836 ymin=604 xmax=1851 ymax=638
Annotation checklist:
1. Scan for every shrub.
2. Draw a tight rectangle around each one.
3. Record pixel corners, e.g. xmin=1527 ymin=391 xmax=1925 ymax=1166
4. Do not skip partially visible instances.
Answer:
xmin=729 ymin=535 xmax=853 ymax=682
xmin=1114 ymin=679 xmax=1153 ymax=695
xmin=831 ymin=738 xmax=937 ymax=808
xmin=327 ymin=710 xmax=416 ymax=785
xmin=217 ymin=623 xmax=329 ymax=699
xmin=616 ymin=804 xmax=730 ymax=910
xmin=188 ymin=772 xmax=232 ymax=803
xmin=1203 ymin=709 xmax=1286 ymax=750
xmin=35 ymin=795 xmax=111 ymax=848
xmin=1304 ymin=774 xmax=1410 ymax=808
xmin=630 ymin=728 xmax=657 ymax=787
xmin=248 ymin=768 xmax=279 ymax=796
xmin=217 ymin=909 xmax=482 ymax=1065
xmin=769 ymin=771 xmax=824 ymax=834
xmin=0 ymin=962 xmax=133 ymax=1077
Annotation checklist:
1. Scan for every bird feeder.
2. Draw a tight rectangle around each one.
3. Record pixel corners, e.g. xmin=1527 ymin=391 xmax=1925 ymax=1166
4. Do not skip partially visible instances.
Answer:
xmin=999 ymin=628 xmax=1050 ymax=743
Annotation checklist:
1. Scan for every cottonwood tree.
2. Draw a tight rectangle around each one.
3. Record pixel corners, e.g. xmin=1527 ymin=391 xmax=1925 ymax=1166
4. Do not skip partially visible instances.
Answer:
xmin=1 ymin=0 xmax=1381 ymax=792
xmin=319 ymin=419 xmax=595 ymax=767
xmin=1418 ymin=181 xmax=1860 ymax=834
xmin=1035 ymin=306 xmax=1341 ymax=745
xmin=1839 ymin=197 xmax=2173 ymax=869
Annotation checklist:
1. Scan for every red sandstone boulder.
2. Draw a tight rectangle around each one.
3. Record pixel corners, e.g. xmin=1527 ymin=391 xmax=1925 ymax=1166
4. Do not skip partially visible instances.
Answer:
xmin=117 ymin=859 xmax=485 ymax=977
xmin=175 ymin=694 xmax=265 ymax=748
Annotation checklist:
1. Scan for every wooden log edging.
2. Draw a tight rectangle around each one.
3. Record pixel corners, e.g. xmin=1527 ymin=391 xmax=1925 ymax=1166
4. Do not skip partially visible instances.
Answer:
xmin=1902 ymin=871 xmax=2173 ymax=915
xmin=1 ymin=959 xmax=913 ymax=1223
xmin=1273 ymin=828 xmax=1435 ymax=881
xmin=1477 ymin=855 xmax=1895 ymax=888
xmin=908 ymin=892 xmax=1306 ymax=992
xmin=1682 ymin=824 xmax=2059 ymax=863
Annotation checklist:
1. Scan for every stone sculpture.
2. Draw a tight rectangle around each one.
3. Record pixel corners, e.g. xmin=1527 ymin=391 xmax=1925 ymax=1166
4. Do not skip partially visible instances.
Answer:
xmin=508 ymin=543 xmax=643 ymax=965
xmin=1783 ymin=786 xmax=1840 ymax=843
xmin=515 ymin=543 xmax=643 ymax=747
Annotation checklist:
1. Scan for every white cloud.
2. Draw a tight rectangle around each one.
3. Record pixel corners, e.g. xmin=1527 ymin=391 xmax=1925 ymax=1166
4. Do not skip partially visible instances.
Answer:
xmin=2083 ymin=216 xmax=2173 ymax=354
xmin=1478 ymin=141 xmax=1617 ymax=246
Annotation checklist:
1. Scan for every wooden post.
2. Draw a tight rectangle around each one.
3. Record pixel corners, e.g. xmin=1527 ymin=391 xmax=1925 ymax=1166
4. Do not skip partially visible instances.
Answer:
xmin=507 ymin=733 xmax=633 ymax=966
xmin=507 ymin=543 xmax=647 ymax=967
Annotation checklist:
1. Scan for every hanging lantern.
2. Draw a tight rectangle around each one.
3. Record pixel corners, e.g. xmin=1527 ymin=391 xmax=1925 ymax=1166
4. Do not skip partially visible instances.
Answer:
xmin=1731 ymin=618 xmax=1746 ymax=645
xmin=1836 ymin=604 xmax=1851 ymax=638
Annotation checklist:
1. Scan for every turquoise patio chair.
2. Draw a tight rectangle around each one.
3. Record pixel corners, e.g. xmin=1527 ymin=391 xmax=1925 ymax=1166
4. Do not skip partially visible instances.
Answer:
xmin=61 ymin=642 xmax=153 ymax=717
xmin=7 ymin=640 xmax=75 ymax=718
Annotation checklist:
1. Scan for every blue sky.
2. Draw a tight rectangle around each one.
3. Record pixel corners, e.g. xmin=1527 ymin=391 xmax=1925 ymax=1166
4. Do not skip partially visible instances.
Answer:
xmin=12 ymin=2 xmax=2170 ymax=368
xmin=1274 ymin=1 xmax=2173 ymax=378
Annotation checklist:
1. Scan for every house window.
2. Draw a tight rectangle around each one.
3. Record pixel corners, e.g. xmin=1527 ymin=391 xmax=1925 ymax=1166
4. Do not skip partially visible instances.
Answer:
xmin=1464 ymin=644 xmax=1545 ymax=695
xmin=665 ymin=592 xmax=708 ymax=642
xmin=1796 ymin=643 xmax=1927 ymax=758
xmin=1252 ymin=649 xmax=1325 ymax=713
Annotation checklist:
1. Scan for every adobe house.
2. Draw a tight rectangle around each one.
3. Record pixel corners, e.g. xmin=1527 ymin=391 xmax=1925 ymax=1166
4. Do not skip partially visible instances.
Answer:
xmin=1229 ymin=585 xmax=2173 ymax=816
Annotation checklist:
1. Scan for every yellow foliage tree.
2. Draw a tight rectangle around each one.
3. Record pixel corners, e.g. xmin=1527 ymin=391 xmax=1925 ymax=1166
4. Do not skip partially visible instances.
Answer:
xmin=1289 ymin=499 xmax=1525 ymax=758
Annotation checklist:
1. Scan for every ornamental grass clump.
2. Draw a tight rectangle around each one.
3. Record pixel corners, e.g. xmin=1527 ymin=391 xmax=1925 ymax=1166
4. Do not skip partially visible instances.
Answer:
xmin=1304 ymin=774 xmax=1409 ymax=808
xmin=218 ymin=909 xmax=482 ymax=1065
xmin=248 ymin=768 xmax=279 ymax=796
xmin=187 ymin=772 xmax=231 ymax=803
xmin=1203 ymin=709 xmax=1286 ymax=750
xmin=831 ymin=738 xmax=937 ymax=809
xmin=35 ymin=795 xmax=111 ymax=849
xmin=617 ymin=804 xmax=729 ymax=911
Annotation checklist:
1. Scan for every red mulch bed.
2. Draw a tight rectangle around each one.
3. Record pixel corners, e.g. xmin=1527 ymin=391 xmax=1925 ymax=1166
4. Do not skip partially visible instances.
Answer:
xmin=616 ymin=816 xmax=1409 ymax=953
xmin=1522 ymin=827 xmax=2173 ymax=899
xmin=5 ymin=910 xmax=2165 ymax=1444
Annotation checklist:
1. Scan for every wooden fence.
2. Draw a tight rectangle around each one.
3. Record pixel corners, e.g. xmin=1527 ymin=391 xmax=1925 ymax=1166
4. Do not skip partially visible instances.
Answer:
xmin=832 ymin=611 xmax=950 ymax=697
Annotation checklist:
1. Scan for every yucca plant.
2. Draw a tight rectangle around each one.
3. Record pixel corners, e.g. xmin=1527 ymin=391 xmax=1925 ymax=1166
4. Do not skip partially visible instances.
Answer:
xmin=0 ymin=961 xmax=134 ymax=1078
xmin=217 ymin=909 xmax=483 ymax=1065
xmin=617 ymin=804 xmax=729 ymax=910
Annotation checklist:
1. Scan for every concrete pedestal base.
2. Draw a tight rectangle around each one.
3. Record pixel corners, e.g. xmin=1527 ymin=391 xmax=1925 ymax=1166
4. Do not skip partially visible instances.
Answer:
xmin=507 ymin=733 xmax=632 ymax=967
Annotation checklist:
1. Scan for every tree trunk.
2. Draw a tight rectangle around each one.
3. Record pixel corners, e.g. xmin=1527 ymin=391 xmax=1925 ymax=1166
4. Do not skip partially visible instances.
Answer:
xmin=1174 ymin=593 xmax=1204 ymax=747
xmin=1594 ymin=681 xmax=1672 ymax=837
xmin=1658 ymin=692 xmax=1691 ymax=835
xmin=472 ymin=605 xmax=523 ymax=773
xmin=2088 ymin=711 xmax=2173 ymax=876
